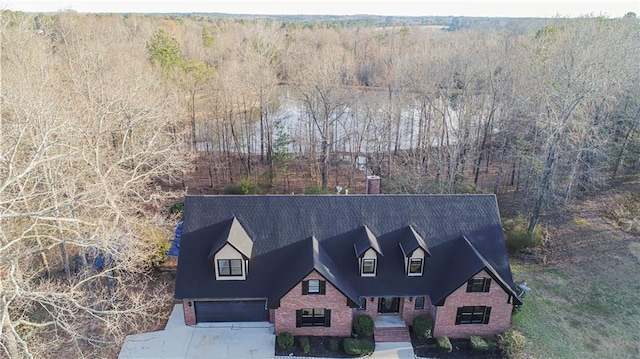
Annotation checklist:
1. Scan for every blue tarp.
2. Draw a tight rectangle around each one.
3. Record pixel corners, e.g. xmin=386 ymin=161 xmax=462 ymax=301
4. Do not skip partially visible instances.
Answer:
xmin=167 ymin=219 xmax=182 ymax=256
xmin=85 ymin=247 xmax=112 ymax=271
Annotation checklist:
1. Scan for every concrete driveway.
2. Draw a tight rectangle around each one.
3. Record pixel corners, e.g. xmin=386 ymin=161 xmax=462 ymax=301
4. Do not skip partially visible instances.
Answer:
xmin=118 ymin=305 xmax=275 ymax=359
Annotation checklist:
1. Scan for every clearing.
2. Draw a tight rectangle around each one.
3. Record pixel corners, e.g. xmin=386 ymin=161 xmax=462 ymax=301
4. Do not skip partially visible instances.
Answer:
xmin=508 ymin=177 xmax=640 ymax=359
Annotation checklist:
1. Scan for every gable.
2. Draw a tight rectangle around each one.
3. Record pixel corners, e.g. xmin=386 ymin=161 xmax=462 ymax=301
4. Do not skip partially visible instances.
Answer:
xmin=278 ymin=270 xmax=352 ymax=309
xmin=399 ymin=225 xmax=430 ymax=257
xmin=207 ymin=217 xmax=253 ymax=260
xmin=353 ymin=225 xmax=383 ymax=257
xmin=428 ymin=237 xmax=521 ymax=306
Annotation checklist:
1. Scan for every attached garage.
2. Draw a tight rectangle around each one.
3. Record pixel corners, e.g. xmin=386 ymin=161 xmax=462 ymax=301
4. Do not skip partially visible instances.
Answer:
xmin=194 ymin=300 xmax=268 ymax=323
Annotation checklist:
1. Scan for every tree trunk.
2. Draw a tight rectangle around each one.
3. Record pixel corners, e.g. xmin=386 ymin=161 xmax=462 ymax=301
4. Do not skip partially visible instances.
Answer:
xmin=493 ymin=133 xmax=508 ymax=194
xmin=1 ymin=280 xmax=23 ymax=359
xmin=529 ymin=132 xmax=559 ymax=234
xmin=190 ymin=89 xmax=197 ymax=151
xmin=474 ymin=109 xmax=494 ymax=185
xmin=611 ymin=120 xmax=637 ymax=178
xmin=321 ymin=138 xmax=329 ymax=190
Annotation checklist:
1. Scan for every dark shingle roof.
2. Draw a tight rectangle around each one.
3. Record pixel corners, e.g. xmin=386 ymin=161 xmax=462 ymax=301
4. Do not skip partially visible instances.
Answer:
xmin=175 ymin=194 xmax=518 ymax=307
xmin=353 ymin=225 xmax=383 ymax=257
xmin=398 ymin=225 xmax=430 ymax=257
xmin=206 ymin=217 xmax=253 ymax=260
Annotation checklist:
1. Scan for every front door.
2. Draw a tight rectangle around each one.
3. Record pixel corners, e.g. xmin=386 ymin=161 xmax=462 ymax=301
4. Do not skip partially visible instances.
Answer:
xmin=377 ymin=297 xmax=400 ymax=314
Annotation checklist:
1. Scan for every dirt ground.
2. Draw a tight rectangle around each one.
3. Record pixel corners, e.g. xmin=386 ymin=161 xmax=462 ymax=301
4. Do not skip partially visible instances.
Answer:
xmin=184 ymin=152 xmax=369 ymax=195
xmin=527 ymin=177 xmax=640 ymax=267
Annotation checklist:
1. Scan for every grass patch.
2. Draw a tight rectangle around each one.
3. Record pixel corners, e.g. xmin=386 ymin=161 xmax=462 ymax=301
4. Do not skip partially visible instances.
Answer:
xmin=547 ymin=268 xmax=569 ymax=281
xmin=511 ymin=261 xmax=640 ymax=359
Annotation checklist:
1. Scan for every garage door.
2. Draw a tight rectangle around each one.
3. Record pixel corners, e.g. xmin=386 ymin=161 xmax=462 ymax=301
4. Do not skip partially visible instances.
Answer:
xmin=195 ymin=300 xmax=268 ymax=323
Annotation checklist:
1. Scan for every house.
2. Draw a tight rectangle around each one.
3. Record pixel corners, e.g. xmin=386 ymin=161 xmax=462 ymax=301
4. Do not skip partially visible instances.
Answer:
xmin=174 ymin=191 xmax=521 ymax=339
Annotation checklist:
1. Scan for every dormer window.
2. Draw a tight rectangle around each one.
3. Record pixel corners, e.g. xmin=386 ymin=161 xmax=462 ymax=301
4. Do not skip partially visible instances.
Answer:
xmin=218 ymin=259 xmax=243 ymax=277
xmin=353 ymin=225 xmax=383 ymax=277
xmin=362 ymin=258 xmax=376 ymax=275
xmin=409 ymin=258 xmax=423 ymax=275
xmin=399 ymin=225 xmax=430 ymax=277
xmin=209 ymin=217 xmax=253 ymax=281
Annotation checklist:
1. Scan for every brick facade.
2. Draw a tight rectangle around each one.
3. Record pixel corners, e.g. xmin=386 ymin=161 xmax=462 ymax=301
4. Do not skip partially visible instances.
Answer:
xmin=358 ymin=297 xmax=378 ymax=321
xmin=433 ymin=270 xmax=513 ymax=338
xmin=400 ymin=295 xmax=433 ymax=325
xmin=182 ymin=299 xmax=196 ymax=325
xmin=274 ymin=271 xmax=353 ymax=336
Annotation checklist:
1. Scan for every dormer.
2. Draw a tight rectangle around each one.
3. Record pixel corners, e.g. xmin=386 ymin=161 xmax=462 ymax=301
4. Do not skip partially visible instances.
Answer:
xmin=207 ymin=217 xmax=253 ymax=280
xmin=398 ymin=225 xmax=430 ymax=276
xmin=352 ymin=225 xmax=383 ymax=277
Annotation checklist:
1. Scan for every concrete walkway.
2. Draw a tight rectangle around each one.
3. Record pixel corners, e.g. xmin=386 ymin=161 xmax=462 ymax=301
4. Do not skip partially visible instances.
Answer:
xmin=118 ymin=305 xmax=415 ymax=359
xmin=374 ymin=315 xmax=406 ymax=327
xmin=371 ymin=342 xmax=415 ymax=358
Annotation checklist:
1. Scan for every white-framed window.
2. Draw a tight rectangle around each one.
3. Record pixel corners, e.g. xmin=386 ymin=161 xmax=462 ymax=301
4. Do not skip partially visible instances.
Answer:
xmin=302 ymin=279 xmax=326 ymax=295
xmin=217 ymin=259 xmax=243 ymax=276
xmin=409 ymin=258 xmax=423 ymax=275
xmin=362 ymin=258 xmax=376 ymax=275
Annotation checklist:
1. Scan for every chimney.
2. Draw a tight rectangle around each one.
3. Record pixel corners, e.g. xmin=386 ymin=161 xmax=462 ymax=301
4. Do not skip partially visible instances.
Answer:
xmin=366 ymin=175 xmax=381 ymax=195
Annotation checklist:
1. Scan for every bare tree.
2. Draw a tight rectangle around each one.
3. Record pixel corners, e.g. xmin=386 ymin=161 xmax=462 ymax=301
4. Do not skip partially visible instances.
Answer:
xmin=292 ymin=31 xmax=351 ymax=190
xmin=1 ymin=13 xmax=189 ymax=358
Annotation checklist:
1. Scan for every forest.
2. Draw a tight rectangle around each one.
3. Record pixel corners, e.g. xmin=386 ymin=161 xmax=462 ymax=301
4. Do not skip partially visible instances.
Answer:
xmin=1 ymin=9 xmax=639 ymax=358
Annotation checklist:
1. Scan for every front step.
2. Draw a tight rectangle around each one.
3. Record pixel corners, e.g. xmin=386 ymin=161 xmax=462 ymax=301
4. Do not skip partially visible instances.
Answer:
xmin=374 ymin=325 xmax=411 ymax=342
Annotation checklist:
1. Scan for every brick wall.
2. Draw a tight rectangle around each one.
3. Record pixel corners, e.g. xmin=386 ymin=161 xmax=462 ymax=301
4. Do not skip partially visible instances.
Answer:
xmin=275 ymin=271 xmax=353 ymax=336
xmin=433 ymin=270 xmax=513 ymax=338
xmin=183 ymin=299 xmax=196 ymax=325
xmin=358 ymin=297 xmax=378 ymax=321
xmin=401 ymin=296 xmax=433 ymax=325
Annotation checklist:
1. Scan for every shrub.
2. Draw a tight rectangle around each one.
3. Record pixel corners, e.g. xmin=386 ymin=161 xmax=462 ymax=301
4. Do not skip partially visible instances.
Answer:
xmin=437 ymin=336 xmax=452 ymax=353
xmin=498 ymin=329 xmax=526 ymax=358
xmin=224 ymin=177 xmax=261 ymax=195
xmin=169 ymin=201 xmax=184 ymax=214
xmin=502 ymin=216 xmax=545 ymax=253
xmin=298 ymin=336 xmax=310 ymax=354
xmin=354 ymin=314 xmax=374 ymax=338
xmin=137 ymin=224 xmax=171 ymax=267
xmin=343 ymin=338 xmax=375 ymax=355
xmin=329 ymin=338 xmax=340 ymax=351
xmin=470 ymin=336 xmax=496 ymax=353
xmin=412 ymin=315 xmax=433 ymax=339
xmin=276 ymin=332 xmax=294 ymax=350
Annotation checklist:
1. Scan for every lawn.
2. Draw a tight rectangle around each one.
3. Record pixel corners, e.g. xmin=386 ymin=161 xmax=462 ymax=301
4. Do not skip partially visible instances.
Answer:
xmin=509 ymin=181 xmax=640 ymax=359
